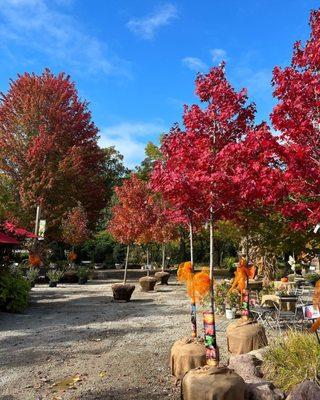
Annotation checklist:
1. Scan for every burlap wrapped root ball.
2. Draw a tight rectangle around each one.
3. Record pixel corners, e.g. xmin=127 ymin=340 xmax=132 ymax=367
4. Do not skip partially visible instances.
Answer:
xmin=226 ymin=318 xmax=268 ymax=355
xmin=111 ymin=283 xmax=135 ymax=302
xmin=154 ymin=271 xmax=171 ymax=285
xmin=170 ymin=337 xmax=206 ymax=380
xmin=139 ymin=276 xmax=157 ymax=291
xmin=182 ymin=366 xmax=245 ymax=400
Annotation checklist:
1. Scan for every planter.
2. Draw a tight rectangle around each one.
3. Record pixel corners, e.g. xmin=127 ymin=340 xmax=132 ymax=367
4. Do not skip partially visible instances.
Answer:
xmin=62 ymin=271 xmax=78 ymax=283
xmin=154 ymin=271 xmax=170 ymax=285
xmin=78 ymin=277 xmax=88 ymax=285
xmin=139 ymin=276 xmax=157 ymax=292
xmin=49 ymin=281 xmax=58 ymax=288
xmin=112 ymin=283 xmax=135 ymax=301
xmin=225 ymin=308 xmax=236 ymax=320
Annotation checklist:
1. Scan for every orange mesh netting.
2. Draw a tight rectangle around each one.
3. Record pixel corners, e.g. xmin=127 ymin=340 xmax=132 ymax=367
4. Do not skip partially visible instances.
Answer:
xmin=191 ymin=268 xmax=211 ymax=303
xmin=229 ymin=258 xmax=255 ymax=294
xmin=177 ymin=261 xmax=193 ymax=283
xmin=311 ymin=280 xmax=320 ymax=332
xmin=178 ymin=263 xmax=211 ymax=304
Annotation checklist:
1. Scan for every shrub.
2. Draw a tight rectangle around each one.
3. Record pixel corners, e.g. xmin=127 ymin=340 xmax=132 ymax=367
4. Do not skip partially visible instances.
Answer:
xmin=305 ymin=273 xmax=320 ymax=286
xmin=223 ymin=256 xmax=237 ymax=272
xmin=0 ymin=273 xmax=30 ymax=313
xmin=47 ymin=269 xmax=64 ymax=283
xmin=26 ymin=267 xmax=39 ymax=284
xmin=262 ymin=331 xmax=320 ymax=392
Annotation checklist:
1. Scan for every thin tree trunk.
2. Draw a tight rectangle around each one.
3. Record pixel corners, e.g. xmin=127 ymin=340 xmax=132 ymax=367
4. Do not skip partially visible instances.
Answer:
xmin=123 ymin=244 xmax=130 ymax=284
xmin=161 ymin=243 xmax=165 ymax=271
xmin=206 ymin=208 xmax=219 ymax=365
xmin=189 ymin=221 xmax=197 ymax=338
xmin=146 ymin=247 xmax=150 ymax=276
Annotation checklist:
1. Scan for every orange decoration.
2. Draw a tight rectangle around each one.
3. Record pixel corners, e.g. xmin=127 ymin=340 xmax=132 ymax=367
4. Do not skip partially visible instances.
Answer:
xmin=229 ymin=258 xmax=256 ymax=295
xmin=68 ymin=251 xmax=77 ymax=261
xmin=29 ymin=253 xmax=41 ymax=267
xmin=311 ymin=280 xmax=320 ymax=332
xmin=191 ymin=268 xmax=211 ymax=303
xmin=281 ymin=277 xmax=288 ymax=282
xmin=177 ymin=261 xmax=193 ymax=283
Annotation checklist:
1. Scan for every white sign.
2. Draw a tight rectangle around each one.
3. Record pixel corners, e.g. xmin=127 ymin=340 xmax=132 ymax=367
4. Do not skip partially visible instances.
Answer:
xmin=38 ymin=220 xmax=46 ymax=240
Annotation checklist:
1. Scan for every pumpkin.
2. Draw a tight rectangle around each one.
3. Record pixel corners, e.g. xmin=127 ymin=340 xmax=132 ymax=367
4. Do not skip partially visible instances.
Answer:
xmin=281 ymin=277 xmax=288 ymax=283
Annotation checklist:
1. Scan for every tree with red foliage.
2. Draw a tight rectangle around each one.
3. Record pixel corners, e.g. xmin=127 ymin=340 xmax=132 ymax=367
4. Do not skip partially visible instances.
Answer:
xmin=108 ymin=174 xmax=157 ymax=283
xmin=152 ymin=64 xmax=255 ymax=362
xmin=271 ymin=9 xmax=320 ymax=229
xmin=0 ymin=69 xmax=106 ymax=238
xmin=61 ymin=202 xmax=89 ymax=263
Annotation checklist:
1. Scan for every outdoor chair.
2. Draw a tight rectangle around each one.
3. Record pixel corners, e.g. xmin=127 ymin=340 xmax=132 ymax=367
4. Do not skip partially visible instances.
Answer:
xmin=302 ymin=305 xmax=320 ymax=344
xmin=267 ymin=300 xmax=296 ymax=331
xmin=251 ymin=302 xmax=277 ymax=330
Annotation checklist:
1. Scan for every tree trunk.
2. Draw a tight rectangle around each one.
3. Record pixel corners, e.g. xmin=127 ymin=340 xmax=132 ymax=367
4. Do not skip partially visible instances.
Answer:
xmin=189 ymin=221 xmax=197 ymax=339
xmin=123 ymin=244 xmax=130 ymax=284
xmin=207 ymin=209 xmax=219 ymax=365
xmin=146 ymin=247 xmax=150 ymax=276
xmin=161 ymin=243 xmax=165 ymax=271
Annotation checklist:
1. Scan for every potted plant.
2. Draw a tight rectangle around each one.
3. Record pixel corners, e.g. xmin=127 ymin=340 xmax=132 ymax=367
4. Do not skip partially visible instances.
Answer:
xmin=77 ymin=266 xmax=89 ymax=285
xmin=225 ymin=290 xmax=240 ymax=319
xmin=26 ymin=267 xmax=39 ymax=288
xmin=214 ymin=280 xmax=230 ymax=315
xmin=47 ymin=269 xmax=64 ymax=287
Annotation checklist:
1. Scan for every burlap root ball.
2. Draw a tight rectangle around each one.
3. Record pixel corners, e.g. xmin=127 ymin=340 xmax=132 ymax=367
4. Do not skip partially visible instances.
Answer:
xmin=170 ymin=337 xmax=206 ymax=380
xmin=226 ymin=318 xmax=268 ymax=355
xmin=111 ymin=283 xmax=135 ymax=302
xmin=182 ymin=366 xmax=245 ymax=400
xmin=139 ymin=276 xmax=157 ymax=291
xmin=154 ymin=271 xmax=171 ymax=285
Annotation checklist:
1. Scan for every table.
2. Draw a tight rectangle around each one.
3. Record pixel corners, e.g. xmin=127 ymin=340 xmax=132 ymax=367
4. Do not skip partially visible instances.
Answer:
xmin=261 ymin=294 xmax=297 ymax=312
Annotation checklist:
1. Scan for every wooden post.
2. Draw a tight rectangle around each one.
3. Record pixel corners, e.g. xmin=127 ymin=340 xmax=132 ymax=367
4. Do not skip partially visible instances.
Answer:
xmin=123 ymin=244 xmax=130 ymax=284
xmin=34 ymin=205 xmax=40 ymax=248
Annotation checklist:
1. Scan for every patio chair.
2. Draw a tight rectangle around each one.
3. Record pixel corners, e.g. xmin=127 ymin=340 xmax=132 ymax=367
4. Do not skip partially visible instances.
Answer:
xmin=251 ymin=302 xmax=277 ymax=330
xmin=302 ymin=305 xmax=320 ymax=344
xmin=267 ymin=300 xmax=296 ymax=331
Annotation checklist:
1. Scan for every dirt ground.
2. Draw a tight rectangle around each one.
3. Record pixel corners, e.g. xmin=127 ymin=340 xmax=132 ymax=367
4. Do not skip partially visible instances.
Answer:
xmin=0 ymin=277 xmax=241 ymax=400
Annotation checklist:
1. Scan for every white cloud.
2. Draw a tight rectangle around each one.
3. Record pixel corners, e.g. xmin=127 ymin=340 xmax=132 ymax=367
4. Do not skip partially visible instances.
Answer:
xmin=127 ymin=3 xmax=177 ymax=40
xmin=182 ymin=57 xmax=207 ymax=72
xmin=99 ymin=121 xmax=167 ymax=169
xmin=210 ymin=48 xmax=227 ymax=63
xmin=0 ymin=0 xmax=129 ymax=77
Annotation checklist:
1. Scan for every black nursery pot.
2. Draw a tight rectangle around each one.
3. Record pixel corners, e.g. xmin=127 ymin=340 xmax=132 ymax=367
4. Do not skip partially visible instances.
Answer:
xmin=49 ymin=281 xmax=58 ymax=288
xmin=78 ymin=277 xmax=88 ymax=285
xmin=112 ymin=283 xmax=135 ymax=302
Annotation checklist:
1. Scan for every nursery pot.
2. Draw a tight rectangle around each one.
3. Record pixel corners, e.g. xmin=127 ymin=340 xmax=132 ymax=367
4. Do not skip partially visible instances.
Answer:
xmin=225 ymin=308 xmax=236 ymax=320
xmin=112 ymin=283 xmax=135 ymax=302
xmin=139 ymin=276 xmax=157 ymax=292
xmin=154 ymin=271 xmax=170 ymax=285
xmin=78 ymin=277 xmax=88 ymax=285
xmin=49 ymin=281 xmax=58 ymax=288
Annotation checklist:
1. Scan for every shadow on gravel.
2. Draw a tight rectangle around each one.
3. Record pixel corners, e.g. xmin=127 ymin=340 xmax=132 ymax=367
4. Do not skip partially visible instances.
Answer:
xmin=80 ymin=386 xmax=171 ymax=400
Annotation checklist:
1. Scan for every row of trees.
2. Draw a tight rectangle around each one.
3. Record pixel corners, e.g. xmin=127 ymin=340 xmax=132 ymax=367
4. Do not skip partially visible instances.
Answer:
xmin=108 ymin=9 xmax=320 ymax=275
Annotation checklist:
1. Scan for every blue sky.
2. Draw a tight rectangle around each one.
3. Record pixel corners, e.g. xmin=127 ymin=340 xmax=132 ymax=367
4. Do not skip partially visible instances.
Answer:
xmin=0 ymin=0 xmax=318 ymax=168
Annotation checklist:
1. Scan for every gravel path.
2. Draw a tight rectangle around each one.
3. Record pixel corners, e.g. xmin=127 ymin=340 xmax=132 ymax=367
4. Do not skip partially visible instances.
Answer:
xmin=0 ymin=278 xmax=235 ymax=400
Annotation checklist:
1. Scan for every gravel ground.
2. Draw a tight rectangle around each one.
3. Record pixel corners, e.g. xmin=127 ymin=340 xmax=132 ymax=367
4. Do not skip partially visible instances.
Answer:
xmin=0 ymin=278 xmax=246 ymax=400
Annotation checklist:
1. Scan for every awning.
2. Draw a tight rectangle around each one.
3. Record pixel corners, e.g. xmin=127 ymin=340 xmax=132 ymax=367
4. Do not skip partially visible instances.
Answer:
xmin=3 ymin=221 xmax=37 ymax=239
xmin=0 ymin=232 xmax=20 ymax=245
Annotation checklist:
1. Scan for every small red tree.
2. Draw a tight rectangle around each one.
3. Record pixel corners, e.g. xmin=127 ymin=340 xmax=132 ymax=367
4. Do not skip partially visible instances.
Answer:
xmin=0 ymin=69 xmax=106 ymax=237
xmin=108 ymin=175 xmax=157 ymax=283
xmin=61 ymin=202 xmax=89 ymax=262
xmin=271 ymin=9 xmax=320 ymax=229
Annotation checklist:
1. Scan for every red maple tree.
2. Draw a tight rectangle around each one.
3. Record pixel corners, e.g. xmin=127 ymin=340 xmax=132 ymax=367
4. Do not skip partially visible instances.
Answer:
xmin=0 ymin=69 xmax=106 ymax=237
xmin=271 ymin=9 xmax=320 ymax=229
